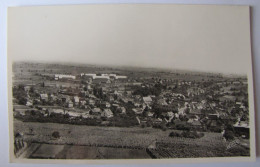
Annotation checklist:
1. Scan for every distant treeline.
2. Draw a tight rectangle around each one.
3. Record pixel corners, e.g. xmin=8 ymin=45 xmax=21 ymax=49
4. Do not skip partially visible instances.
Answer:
xmin=14 ymin=111 xmax=139 ymax=127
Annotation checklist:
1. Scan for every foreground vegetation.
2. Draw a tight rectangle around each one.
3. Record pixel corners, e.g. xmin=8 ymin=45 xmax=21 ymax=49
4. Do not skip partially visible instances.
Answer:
xmin=14 ymin=120 xmax=249 ymax=158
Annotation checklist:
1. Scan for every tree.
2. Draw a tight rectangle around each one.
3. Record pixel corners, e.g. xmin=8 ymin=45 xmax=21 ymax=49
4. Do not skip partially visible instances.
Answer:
xmin=240 ymin=114 xmax=249 ymax=122
xmin=224 ymin=130 xmax=235 ymax=140
xmin=18 ymin=97 xmax=27 ymax=105
xmin=30 ymin=110 xmax=36 ymax=116
xmin=15 ymin=132 xmax=22 ymax=138
xmin=184 ymin=108 xmax=190 ymax=114
xmin=52 ymin=131 xmax=60 ymax=139
xmin=18 ymin=84 xmax=25 ymax=90
xmin=29 ymin=87 xmax=35 ymax=94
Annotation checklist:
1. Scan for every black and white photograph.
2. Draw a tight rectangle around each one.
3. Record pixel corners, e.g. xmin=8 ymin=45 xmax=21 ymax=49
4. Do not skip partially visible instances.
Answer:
xmin=7 ymin=4 xmax=256 ymax=163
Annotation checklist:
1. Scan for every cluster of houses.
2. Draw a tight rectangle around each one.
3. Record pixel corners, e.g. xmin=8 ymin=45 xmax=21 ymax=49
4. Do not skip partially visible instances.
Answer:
xmin=13 ymin=71 xmax=249 ymax=137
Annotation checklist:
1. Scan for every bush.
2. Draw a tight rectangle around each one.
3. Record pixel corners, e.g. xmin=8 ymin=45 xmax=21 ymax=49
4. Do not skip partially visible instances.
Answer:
xmin=18 ymin=97 xmax=27 ymax=105
xmin=15 ymin=132 xmax=22 ymax=138
xmin=146 ymin=121 xmax=152 ymax=127
xmin=169 ymin=132 xmax=181 ymax=137
xmin=224 ymin=130 xmax=235 ymax=140
xmin=153 ymin=123 xmax=167 ymax=131
xmin=169 ymin=131 xmax=204 ymax=139
xmin=162 ymin=126 xmax=167 ymax=131
xmin=176 ymin=124 xmax=191 ymax=131
xmin=209 ymin=126 xmax=222 ymax=133
xmin=227 ymin=146 xmax=250 ymax=156
xmin=52 ymin=131 xmax=60 ymax=139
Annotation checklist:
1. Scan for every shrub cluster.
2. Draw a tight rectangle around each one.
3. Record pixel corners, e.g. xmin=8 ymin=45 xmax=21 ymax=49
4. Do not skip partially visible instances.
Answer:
xmin=169 ymin=131 xmax=204 ymax=139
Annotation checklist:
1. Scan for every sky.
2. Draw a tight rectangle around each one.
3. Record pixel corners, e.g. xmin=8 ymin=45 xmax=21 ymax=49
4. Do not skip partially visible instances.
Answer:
xmin=8 ymin=4 xmax=252 ymax=74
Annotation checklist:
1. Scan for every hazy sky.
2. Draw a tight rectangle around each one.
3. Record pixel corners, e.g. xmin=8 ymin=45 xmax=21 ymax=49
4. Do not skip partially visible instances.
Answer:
xmin=8 ymin=4 xmax=252 ymax=74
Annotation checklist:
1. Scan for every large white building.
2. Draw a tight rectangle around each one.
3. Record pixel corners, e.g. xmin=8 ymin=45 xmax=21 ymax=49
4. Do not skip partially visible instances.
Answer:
xmin=115 ymin=76 xmax=127 ymax=79
xmin=55 ymin=74 xmax=76 ymax=80
xmin=81 ymin=73 xmax=127 ymax=80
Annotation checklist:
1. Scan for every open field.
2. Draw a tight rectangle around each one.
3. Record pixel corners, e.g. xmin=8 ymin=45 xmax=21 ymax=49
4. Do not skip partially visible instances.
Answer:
xmin=13 ymin=62 xmax=241 ymax=86
xmin=14 ymin=120 xmax=250 ymax=159
xmin=14 ymin=119 xmax=225 ymax=149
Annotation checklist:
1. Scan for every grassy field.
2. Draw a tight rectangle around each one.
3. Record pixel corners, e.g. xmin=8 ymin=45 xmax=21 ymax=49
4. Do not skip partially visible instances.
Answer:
xmin=14 ymin=119 xmax=249 ymax=159
xmin=14 ymin=119 xmax=225 ymax=148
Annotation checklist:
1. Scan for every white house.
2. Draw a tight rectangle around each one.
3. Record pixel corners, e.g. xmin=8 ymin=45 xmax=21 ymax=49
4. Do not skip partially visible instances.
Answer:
xmin=143 ymin=96 xmax=153 ymax=105
xmin=40 ymin=94 xmax=48 ymax=101
xmin=101 ymin=109 xmax=113 ymax=118
xmin=74 ymin=96 xmax=79 ymax=105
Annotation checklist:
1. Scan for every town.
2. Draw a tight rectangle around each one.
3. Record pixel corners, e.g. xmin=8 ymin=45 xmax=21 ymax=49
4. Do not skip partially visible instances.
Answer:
xmin=12 ymin=62 xmax=250 ymax=159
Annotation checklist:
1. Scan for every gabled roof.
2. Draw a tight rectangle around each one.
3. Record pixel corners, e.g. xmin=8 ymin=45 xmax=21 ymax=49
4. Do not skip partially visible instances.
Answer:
xmin=103 ymin=109 xmax=113 ymax=115
xmin=191 ymin=120 xmax=201 ymax=126
xmin=143 ymin=96 xmax=152 ymax=102
xmin=40 ymin=94 xmax=48 ymax=98
xmin=190 ymin=108 xmax=202 ymax=114
xmin=92 ymin=108 xmax=101 ymax=113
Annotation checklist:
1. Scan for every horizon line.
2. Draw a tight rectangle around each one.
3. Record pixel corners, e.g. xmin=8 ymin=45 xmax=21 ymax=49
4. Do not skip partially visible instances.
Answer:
xmin=12 ymin=60 xmax=247 ymax=77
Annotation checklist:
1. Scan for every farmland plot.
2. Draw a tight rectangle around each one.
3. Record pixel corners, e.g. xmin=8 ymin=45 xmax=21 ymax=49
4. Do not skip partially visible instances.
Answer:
xmin=13 ymin=120 xmax=246 ymax=159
